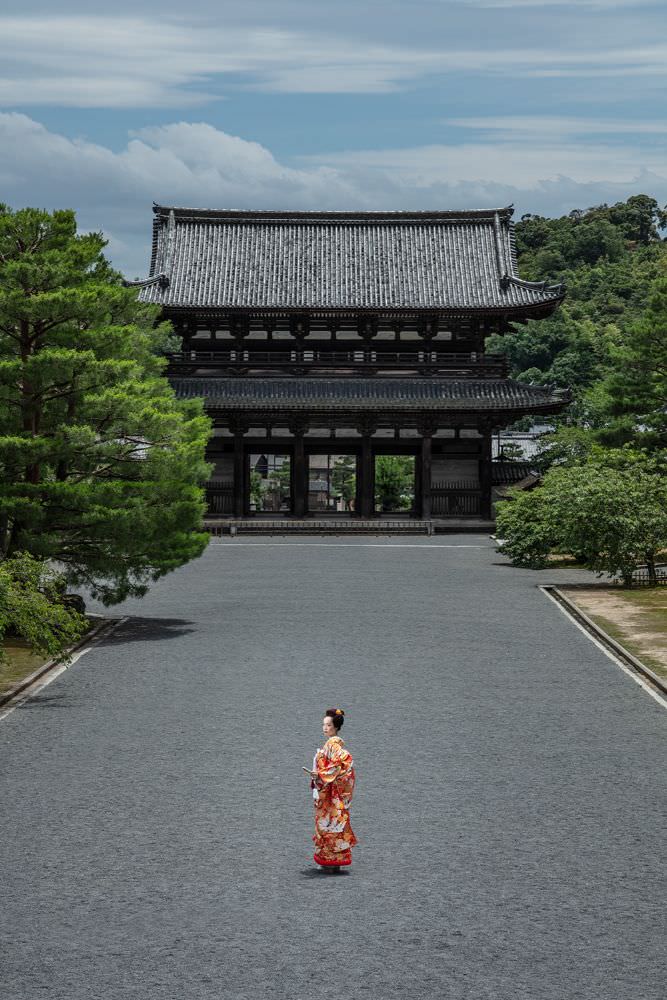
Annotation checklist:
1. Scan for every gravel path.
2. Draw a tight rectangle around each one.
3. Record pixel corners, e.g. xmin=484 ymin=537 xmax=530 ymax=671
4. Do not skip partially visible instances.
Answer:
xmin=1 ymin=536 xmax=665 ymax=1000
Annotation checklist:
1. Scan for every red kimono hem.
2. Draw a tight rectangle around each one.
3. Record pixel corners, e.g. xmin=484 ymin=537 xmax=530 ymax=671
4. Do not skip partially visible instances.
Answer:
xmin=314 ymin=853 xmax=352 ymax=867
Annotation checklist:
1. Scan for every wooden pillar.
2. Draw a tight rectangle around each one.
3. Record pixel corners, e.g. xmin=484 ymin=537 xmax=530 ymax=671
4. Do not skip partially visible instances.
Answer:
xmin=420 ymin=431 xmax=433 ymax=520
xmin=357 ymin=419 xmax=376 ymax=518
xmin=293 ymin=434 xmax=306 ymax=517
xmin=360 ymin=435 xmax=374 ymax=517
xmin=232 ymin=421 xmax=247 ymax=517
xmin=289 ymin=418 xmax=308 ymax=517
xmin=479 ymin=423 xmax=493 ymax=519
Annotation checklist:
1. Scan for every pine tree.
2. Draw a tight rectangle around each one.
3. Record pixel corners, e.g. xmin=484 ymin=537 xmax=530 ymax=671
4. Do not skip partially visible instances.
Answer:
xmin=0 ymin=206 xmax=211 ymax=603
xmin=596 ymin=276 xmax=667 ymax=455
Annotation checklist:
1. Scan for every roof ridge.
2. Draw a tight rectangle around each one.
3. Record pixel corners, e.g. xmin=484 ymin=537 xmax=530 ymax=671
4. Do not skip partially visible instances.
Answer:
xmin=503 ymin=214 xmax=565 ymax=297
xmin=151 ymin=203 xmax=515 ymax=224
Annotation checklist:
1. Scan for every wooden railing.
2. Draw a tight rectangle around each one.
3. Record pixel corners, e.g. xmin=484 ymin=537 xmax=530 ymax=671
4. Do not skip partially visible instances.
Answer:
xmin=205 ymin=519 xmax=433 ymax=535
xmin=169 ymin=349 xmax=508 ymax=378
xmin=431 ymin=479 xmax=482 ymax=516
xmin=207 ymin=479 xmax=488 ymax=517
xmin=611 ymin=566 xmax=667 ymax=587
xmin=204 ymin=481 xmax=234 ymax=515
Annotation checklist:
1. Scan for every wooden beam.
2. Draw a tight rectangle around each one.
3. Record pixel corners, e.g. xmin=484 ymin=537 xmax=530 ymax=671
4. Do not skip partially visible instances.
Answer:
xmin=289 ymin=417 xmax=309 ymax=516
xmin=420 ymin=432 xmax=433 ymax=519
xmin=357 ymin=418 xmax=377 ymax=517
xmin=232 ymin=425 xmax=246 ymax=517
xmin=479 ymin=422 xmax=493 ymax=519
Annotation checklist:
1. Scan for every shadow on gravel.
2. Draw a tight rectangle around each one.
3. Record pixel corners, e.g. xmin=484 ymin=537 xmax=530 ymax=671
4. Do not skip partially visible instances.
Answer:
xmin=1 ymin=619 xmax=197 ymax=714
xmin=100 ymin=617 xmax=197 ymax=645
xmin=10 ymin=691 xmax=73 ymax=710
xmin=299 ymin=867 xmax=351 ymax=878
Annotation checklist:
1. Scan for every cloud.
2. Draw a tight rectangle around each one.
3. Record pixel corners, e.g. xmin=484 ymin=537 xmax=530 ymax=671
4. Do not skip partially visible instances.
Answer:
xmin=445 ymin=116 xmax=667 ymax=137
xmin=306 ymin=139 xmax=667 ymax=188
xmin=1 ymin=113 xmax=665 ymax=277
xmin=0 ymin=16 xmax=457 ymax=105
xmin=0 ymin=114 xmax=361 ymax=274
xmin=1 ymin=14 xmax=666 ymax=106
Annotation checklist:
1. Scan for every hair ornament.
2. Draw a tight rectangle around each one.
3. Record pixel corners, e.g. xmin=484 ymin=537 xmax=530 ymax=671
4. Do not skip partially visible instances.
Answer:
xmin=335 ymin=709 xmax=343 ymax=715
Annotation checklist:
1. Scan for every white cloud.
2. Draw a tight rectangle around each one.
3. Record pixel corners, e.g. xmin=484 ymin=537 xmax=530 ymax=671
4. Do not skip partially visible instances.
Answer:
xmin=1 ymin=113 xmax=665 ymax=277
xmin=0 ymin=16 xmax=453 ymax=105
xmin=0 ymin=114 xmax=361 ymax=274
xmin=0 ymin=15 xmax=666 ymax=106
xmin=445 ymin=116 xmax=667 ymax=137
xmin=306 ymin=140 xmax=667 ymax=188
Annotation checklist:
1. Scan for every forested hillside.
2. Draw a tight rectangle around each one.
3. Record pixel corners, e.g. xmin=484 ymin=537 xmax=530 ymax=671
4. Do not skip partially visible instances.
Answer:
xmin=488 ymin=195 xmax=667 ymax=460
xmin=491 ymin=196 xmax=667 ymax=575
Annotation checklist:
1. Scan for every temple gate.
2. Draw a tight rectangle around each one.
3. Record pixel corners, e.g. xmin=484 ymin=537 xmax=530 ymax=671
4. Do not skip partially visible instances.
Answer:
xmin=134 ymin=206 xmax=570 ymax=525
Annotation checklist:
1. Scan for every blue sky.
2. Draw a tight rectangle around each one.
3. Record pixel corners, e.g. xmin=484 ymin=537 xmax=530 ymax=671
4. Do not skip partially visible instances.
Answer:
xmin=1 ymin=0 xmax=666 ymax=275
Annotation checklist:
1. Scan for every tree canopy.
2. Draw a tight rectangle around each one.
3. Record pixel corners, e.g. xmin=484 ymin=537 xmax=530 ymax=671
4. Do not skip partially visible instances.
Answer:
xmin=0 ymin=552 xmax=87 ymax=664
xmin=492 ymin=195 xmax=667 ymax=580
xmin=487 ymin=195 xmax=667 ymax=466
xmin=0 ymin=205 xmax=211 ymax=606
xmin=374 ymin=456 xmax=415 ymax=511
xmin=495 ymin=463 xmax=667 ymax=585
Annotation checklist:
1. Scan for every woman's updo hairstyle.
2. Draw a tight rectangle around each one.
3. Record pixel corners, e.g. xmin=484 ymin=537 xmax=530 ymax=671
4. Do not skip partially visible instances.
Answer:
xmin=325 ymin=708 xmax=345 ymax=731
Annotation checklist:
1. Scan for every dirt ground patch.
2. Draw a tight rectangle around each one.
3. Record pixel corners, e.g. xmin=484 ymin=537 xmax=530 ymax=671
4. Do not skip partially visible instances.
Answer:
xmin=0 ymin=640 xmax=49 ymax=694
xmin=0 ymin=619 xmax=101 ymax=696
xmin=561 ymin=587 xmax=667 ymax=680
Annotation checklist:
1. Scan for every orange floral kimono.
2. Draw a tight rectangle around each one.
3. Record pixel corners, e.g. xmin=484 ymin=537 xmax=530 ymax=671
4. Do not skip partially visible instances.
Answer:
xmin=312 ymin=735 xmax=358 ymax=867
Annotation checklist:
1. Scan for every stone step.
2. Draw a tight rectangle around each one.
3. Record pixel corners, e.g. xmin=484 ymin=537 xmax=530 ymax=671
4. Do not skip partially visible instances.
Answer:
xmin=204 ymin=518 xmax=495 ymax=536
xmin=433 ymin=518 xmax=495 ymax=533
xmin=206 ymin=518 xmax=431 ymax=535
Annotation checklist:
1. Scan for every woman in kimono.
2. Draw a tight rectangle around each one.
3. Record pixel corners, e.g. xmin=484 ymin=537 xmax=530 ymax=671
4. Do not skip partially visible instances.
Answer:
xmin=307 ymin=708 xmax=358 ymax=870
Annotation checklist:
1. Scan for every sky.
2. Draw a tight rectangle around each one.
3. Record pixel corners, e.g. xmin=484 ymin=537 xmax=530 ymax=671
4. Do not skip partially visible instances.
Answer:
xmin=1 ymin=0 xmax=666 ymax=276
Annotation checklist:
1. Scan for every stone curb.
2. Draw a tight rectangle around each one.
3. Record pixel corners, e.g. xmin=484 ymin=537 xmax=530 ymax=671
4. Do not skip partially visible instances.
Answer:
xmin=542 ymin=585 xmax=667 ymax=698
xmin=0 ymin=616 xmax=122 ymax=709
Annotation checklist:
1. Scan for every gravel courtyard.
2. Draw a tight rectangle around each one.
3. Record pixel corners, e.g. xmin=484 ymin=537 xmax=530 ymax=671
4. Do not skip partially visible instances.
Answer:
xmin=1 ymin=536 xmax=665 ymax=1000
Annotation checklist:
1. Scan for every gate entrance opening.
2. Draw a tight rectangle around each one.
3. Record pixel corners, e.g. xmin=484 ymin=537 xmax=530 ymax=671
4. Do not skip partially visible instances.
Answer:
xmin=249 ymin=453 xmax=292 ymax=513
xmin=308 ymin=454 xmax=357 ymax=513
xmin=374 ymin=455 xmax=416 ymax=515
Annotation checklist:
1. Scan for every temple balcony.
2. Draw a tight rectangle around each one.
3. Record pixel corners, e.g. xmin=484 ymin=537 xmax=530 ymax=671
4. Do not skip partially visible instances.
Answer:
xmin=167 ymin=349 xmax=510 ymax=379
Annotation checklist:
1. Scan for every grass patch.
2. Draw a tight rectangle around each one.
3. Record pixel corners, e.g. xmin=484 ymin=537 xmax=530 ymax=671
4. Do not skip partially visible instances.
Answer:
xmin=0 ymin=640 xmax=50 ymax=694
xmin=0 ymin=619 xmax=99 ymax=696
xmin=562 ymin=587 xmax=667 ymax=681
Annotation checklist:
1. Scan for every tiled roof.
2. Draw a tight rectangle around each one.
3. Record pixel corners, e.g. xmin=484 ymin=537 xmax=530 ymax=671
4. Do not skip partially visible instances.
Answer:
xmin=491 ymin=460 xmax=538 ymax=484
xmin=170 ymin=377 xmax=571 ymax=412
xmin=137 ymin=206 xmax=564 ymax=315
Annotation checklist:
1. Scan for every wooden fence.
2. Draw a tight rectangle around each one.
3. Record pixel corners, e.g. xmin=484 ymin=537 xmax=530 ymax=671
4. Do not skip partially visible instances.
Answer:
xmin=431 ymin=479 xmax=481 ymax=516
xmin=611 ymin=566 xmax=667 ymax=587
xmin=204 ymin=481 xmax=234 ymax=515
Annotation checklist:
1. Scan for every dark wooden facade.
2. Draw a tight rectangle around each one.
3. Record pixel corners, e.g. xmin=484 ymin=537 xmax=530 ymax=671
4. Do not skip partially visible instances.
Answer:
xmin=136 ymin=206 xmax=570 ymax=521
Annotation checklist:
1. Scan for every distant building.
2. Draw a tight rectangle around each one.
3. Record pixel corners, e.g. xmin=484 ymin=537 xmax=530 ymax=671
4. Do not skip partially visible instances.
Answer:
xmin=493 ymin=423 xmax=556 ymax=461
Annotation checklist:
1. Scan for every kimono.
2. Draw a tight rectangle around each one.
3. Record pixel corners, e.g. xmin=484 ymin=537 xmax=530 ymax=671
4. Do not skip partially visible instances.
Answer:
xmin=312 ymin=735 xmax=358 ymax=867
